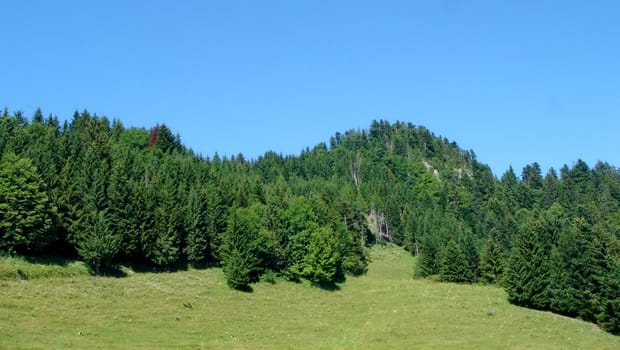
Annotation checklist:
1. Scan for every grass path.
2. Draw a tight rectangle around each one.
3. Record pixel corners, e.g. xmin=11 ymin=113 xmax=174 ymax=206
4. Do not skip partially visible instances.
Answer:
xmin=1 ymin=245 xmax=618 ymax=349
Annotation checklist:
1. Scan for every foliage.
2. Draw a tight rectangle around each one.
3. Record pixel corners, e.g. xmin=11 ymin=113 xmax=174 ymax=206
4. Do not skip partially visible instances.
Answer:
xmin=0 ymin=152 xmax=55 ymax=254
xmin=480 ymin=234 xmax=505 ymax=284
xmin=76 ymin=211 xmax=120 ymax=274
xmin=439 ymin=239 xmax=472 ymax=283
xmin=301 ymin=226 xmax=341 ymax=285
xmin=504 ymin=218 xmax=551 ymax=309
xmin=1 ymin=109 xmax=619 ymax=333
xmin=220 ymin=207 xmax=264 ymax=290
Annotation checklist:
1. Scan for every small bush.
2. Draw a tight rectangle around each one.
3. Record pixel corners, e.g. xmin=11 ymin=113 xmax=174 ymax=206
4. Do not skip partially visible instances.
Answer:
xmin=259 ymin=270 xmax=277 ymax=284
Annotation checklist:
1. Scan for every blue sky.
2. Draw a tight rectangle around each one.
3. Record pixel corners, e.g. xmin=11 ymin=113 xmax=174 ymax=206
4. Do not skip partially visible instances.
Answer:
xmin=1 ymin=1 xmax=618 ymax=176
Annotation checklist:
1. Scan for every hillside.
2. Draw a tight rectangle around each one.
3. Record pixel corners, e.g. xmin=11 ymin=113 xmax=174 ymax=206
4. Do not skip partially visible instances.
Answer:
xmin=1 ymin=110 xmax=619 ymax=333
xmin=1 ymin=245 xmax=618 ymax=349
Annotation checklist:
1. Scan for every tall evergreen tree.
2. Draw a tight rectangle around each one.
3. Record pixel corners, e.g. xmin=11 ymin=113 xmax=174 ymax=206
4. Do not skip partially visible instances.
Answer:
xmin=461 ymin=235 xmax=480 ymax=282
xmin=0 ymin=153 xmax=55 ymax=253
xmin=77 ymin=210 xmax=120 ymax=274
xmin=598 ymin=252 xmax=620 ymax=334
xmin=480 ymin=232 xmax=505 ymax=284
xmin=302 ymin=226 xmax=342 ymax=285
xmin=185 ymin=187 xmax=209 ymax=265
xmin=505 ymin=219 xmax=551 ymax=309
xmin=439 ymin=238 xmax=472 ymax=283
xmin=220 ymin=207 xmax=264 ymax=290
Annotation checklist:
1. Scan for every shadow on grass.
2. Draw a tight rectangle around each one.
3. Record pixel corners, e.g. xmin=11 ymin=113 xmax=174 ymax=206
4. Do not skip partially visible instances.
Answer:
xmin=94 ymin=265 xmax=128 ymax=278
xmin=123 ymin=260 xmax=190 ymax=274
xmin=24 ymin=255 xmax=75 ymax=267
xmin=4 ymin=253 xmax=224 ymax=280
xmin=312 ymin=280 xmax=341 ymax=291
xmin=233 ymin=284 xmax=254 ymax=293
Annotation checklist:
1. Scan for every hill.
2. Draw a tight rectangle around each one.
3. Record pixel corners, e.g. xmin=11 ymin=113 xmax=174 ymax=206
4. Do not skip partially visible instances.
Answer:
xmin=0 ymin=245 xmax=618 ymax=349
xmin=1 ymin=110 xmax=619 ymax=333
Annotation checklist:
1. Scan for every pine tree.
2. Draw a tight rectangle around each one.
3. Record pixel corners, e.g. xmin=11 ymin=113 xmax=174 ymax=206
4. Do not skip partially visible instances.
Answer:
xmin=77 ymin=210 xmax=120 ymax=274
xmin=461 ymin=235 xmax=480 ymax=282
xmin=302 ymin=226 xmax=341 ymax=285
xmin=480 ymin=233 xmax=505 ymax=284
xmin=107 ymin=146 xmax=141 ymax=259
xmin=542 ymin=168 xmax=561 ymax=208
xmin=0 ymin=153 xmax=54 ymax=253
xmin=504 ymin=219 xmax=551 ymax=309
xmin=439 ymin=238 xmax=472 ymax=283
xmin=32 ymin=108 xmax=44 ymax=123
xmin=220 ymin=208 xmax=263 ymax=290
xmin=149 ymin=183 xmax=181 ymax=266
xmin=204 ymin=181 xmax=225 ymax=263
xmin=598 ymin=253 xmax=620 ymax=334
xmin=185 ymin=187 xmax=209 ymax=265
xmin=415 ymin=213 xmax=442 ymax=278
xmin=74 ymin=151 xmax=122 ymax=273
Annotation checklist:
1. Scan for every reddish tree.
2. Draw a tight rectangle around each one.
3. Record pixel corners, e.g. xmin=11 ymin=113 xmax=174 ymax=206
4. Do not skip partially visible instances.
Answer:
xmin=147 ymin=126 xmax=159 ymax=149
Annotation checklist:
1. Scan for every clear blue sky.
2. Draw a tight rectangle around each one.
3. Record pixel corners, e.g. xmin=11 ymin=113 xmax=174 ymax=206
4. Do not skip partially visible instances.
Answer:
xmin=1 ymin=1 xmax=619 ymax=176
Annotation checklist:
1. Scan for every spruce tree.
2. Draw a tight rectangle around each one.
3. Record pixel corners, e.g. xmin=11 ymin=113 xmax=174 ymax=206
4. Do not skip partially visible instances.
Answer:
xmin=439 ymin=238 xmax=471 ymax=283
xmin=415 ymin=233 xmax=441 ymax=278
xmin=461 ymin=235 xmax=480 ymax=282
xmin=74 ymin=152 xmax=122 ymax=273
xmin=185 ymin=187 xmax=209 ymax=265
xmin=598 ymin=253 xmax=620 ymax=334
xmin=77 ymin=210 xmax=120 ymax=274
xmin=480 ymin=233 xmax=505 ymax=284
xmin=548 ymin=218 xmax=611 ymax=322
xmin=0 ymin=153 xmax=54 ymax=253
xmin=504 ymin=219 xmax=551 ymax=309
xmin=220 ymin=208 xmax=262 ymax=290
xmin=302 ymin=226 xmax=341 ymax=285
xmin=204 ymin=181 xmax=225 ymax=263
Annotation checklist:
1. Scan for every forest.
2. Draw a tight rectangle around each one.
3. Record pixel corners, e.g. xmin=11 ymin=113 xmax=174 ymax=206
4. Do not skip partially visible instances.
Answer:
xmin=0 ymin=108 xmax=618 ymax=334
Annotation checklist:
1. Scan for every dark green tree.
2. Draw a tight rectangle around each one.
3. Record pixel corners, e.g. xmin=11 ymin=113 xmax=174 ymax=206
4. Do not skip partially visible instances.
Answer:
xmin=598 ymin=253 xmax=620 ymax=334
xmin=461 ymin=235 xmax=480 ymax=282
xmin=504 ymin=219 xmax=551 ymax=309
xmin=439 ymin=238 xmax=472 ymax=283
xmin=185 ymin=187 xmax=209 ymax=265
xmin=480 ymin=232 xmax=505 ymax=284
xmin=0 ymin=153 xmax=55 ymax=253
xmin=76 ymin=210 xmax=120 ymax=274
xmin=220 ymin=207 xmax=264 ymax=290
xmin=302 ymin=226 xmax=341 ymax=285
xmin=415 ymin=239 xmax=440 ymax=278
xmin=542 ymin=168 xmax=562 ymax=208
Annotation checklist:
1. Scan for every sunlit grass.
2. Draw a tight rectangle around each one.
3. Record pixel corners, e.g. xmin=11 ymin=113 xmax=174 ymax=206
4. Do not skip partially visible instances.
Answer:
xmin=0 ymin=255 xmax=90 ymax=280
xmin=1 ymin=245 xmax=618 ymax=349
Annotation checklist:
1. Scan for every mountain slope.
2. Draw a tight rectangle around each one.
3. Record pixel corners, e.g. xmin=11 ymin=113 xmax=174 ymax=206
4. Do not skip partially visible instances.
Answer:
xmin=1 ymin=244 xmax=618 ymax=349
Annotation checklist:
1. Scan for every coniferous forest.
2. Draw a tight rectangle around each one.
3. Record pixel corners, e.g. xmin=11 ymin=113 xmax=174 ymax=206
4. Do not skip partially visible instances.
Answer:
xmin=0 ymin=108 xmax=619 ymax=334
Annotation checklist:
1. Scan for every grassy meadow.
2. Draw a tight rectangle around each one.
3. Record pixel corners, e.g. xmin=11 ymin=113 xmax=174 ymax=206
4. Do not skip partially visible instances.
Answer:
xmin=1 ymin=245 xmax=618 ymax=349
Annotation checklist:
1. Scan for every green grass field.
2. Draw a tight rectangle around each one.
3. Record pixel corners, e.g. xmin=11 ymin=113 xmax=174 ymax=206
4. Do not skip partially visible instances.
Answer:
xmin=1 ymin=245 xmax=618 ymax=349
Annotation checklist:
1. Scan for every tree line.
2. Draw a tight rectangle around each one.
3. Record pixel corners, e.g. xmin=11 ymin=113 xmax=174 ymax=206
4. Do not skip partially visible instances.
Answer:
xmin=0 ymin=109 xmax=618 ymax=333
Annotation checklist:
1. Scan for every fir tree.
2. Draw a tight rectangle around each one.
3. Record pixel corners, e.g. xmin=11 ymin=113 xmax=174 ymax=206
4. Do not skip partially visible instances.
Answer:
xmin=415 ymin=233 xmax=441 ymax=278
xmin=461 ymin=235 xmax=480 ymax=282
xmin=598 ymin=253 xmax=620 ymax=334
xmin=480 ymin=233 xmax=505 ymax=284
xmin=220 ymin=208 xmax=263 ymax=290
xmin=439 ymin=238 xmax=472 ymax=283
xmin=504 ymin=219 xmax=551 ymax=309
xmin=77 ymin=210 xmax=120 ymax=274
xmin=0 ymin=153 xmax=55 ymax=253
xmin=184 ymin=187 xmax=208 ymax=265
xmin=301 ymin=226 xmax=341 ymax=285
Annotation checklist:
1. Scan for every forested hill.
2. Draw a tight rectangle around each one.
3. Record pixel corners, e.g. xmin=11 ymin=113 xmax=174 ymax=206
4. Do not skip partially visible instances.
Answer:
xmin=1 ymin=108 xmax=619 ymax=333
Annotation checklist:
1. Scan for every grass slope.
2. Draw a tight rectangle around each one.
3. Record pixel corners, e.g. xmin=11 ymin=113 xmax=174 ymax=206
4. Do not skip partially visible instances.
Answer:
xmin=1 ymin=245 xmax=618 ymax=349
